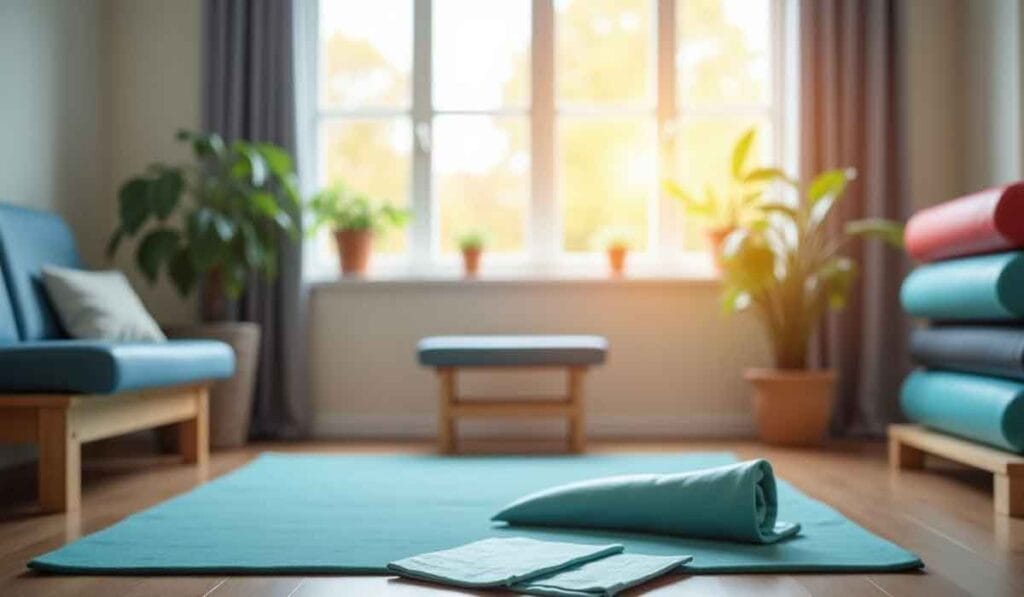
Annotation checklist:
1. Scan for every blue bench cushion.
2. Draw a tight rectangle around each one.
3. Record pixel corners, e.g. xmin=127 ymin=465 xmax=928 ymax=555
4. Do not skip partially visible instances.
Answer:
xmin=418 ymin=335 xmax=607 ymax=367
xmin=0 ymin=339 xmax=235 ymax=394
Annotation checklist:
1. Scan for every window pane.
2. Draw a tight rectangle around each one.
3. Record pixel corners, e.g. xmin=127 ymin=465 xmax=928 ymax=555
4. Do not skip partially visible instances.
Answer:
xmin=556 ymin=0 xmax=653 ymax=107
xmin=321 ymin=119 xmax=412 ymax=253
xmin=434 ymin=0 xmax=531 ymax=110
xmin=678 ymin=0 xmax=772 ymax=106
xmin=559 ymin=118 xmax=654 ymax=252
xmin=435 ymin=116 xmax=529 ymax=254
xmin=319 ymin=0 xmax=412 ymax=109
xmin=672 ymin=117 xmax=773 ymax=250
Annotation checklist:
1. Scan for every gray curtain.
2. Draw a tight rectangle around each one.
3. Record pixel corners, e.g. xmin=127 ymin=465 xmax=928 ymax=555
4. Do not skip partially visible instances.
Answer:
xmin=800 ymin=0 xmax=911 ymax=435
xmin=203 ymin=0 xmax=308 ymax=438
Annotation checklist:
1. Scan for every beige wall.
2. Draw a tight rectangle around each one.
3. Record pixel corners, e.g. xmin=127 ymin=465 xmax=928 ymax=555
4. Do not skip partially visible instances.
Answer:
xmin=100 ymin=0 xmax=203 ymax=326
xmin=899 ymin=0 xmax=1024 ymax=210
xmin=310 ymin=280 xmax=769 ymax=439
xmin=0 ymin=0 xmax=103 ymax=244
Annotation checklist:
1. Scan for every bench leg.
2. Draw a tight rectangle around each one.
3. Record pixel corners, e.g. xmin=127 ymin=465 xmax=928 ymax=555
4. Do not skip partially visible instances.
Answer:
xmin=437 ymin=368 xmax=456 ymax=454
xmin=995 ymin=474 xmax=1024 ymax=517
xmin=37 ymin=407 xmax=80 ymax=513
xmin=567 ymin=367 xmax=586 ymax=453
xmin=889 ymin=433 xmax=925 ymax=470
xmin=179 ymin=387 xmax=209 ymax=465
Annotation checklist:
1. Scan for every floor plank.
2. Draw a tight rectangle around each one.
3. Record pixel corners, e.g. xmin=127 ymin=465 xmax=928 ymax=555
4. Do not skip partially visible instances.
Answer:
xmin=0 ymin=439 xmax=1020 ymax=596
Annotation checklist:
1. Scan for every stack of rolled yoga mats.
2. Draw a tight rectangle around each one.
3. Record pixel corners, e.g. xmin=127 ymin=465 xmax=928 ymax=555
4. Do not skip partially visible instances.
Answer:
xmin=897 ymin=182 xmax=1024 ymax=515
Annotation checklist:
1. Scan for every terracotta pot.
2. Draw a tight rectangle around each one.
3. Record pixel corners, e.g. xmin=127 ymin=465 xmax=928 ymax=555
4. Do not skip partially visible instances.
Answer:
xmin=462 ymin=248 xmax=482 ymax=277
xmin=334 ymin=229 xmax=373 ymax=276
xmin=167 ymin=322 xmax=261 ymax=449
xmin=706 ymin=226 xmax=735 ymax=272
xmin=607 ymin=246 xmax=627 ymax=276
xmin=744 ymin=368 xmax=835 ymax=446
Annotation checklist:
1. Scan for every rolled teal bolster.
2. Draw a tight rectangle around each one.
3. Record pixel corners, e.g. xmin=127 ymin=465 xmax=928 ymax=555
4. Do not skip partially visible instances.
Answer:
xmin=900 ymin=252 xmax=1024 ymax=320
xmin=901 ymin=369 xmax=1024 ymax=453
xmin=492 ymin=460 xmax=800 ymax=544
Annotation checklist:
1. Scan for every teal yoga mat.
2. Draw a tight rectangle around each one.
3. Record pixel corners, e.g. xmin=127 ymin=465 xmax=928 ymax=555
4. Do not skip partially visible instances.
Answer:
xmin=29 ymin=453 xmax=922 ymax=574
xmin=900 ymin=251 xmax=1024 ymax=320
xmin=901 ymin=369 xmax=1024 ymax=452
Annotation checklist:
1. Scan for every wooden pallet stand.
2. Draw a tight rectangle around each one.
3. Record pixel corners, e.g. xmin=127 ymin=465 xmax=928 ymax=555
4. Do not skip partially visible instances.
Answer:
xmin=889 ymin=424 xmax=1024 ymax=517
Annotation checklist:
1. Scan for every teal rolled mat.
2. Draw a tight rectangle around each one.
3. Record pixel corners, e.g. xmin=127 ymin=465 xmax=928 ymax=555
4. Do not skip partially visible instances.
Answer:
xmin=492 ymin=460 xmax=800 ymax=544
xmin=901 ymin=369 xmax=1024 ymax=452
xmin=900 ymin=251 xmax=1024 ymax=320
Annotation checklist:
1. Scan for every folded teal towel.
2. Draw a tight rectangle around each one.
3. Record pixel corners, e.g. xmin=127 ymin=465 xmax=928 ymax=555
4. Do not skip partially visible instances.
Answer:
xmin=516 ymin=553 xmax=691 ymax=596
xmin=492 ymin=459 xmax=800 ymax=544
xmin=388 ymin=538 xmax=690 ymax=596
xmin=387 ymin=537 xmax=622 ymax=588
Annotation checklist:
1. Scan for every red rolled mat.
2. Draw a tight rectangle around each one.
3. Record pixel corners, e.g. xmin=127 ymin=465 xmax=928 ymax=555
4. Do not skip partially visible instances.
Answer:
xmin=905 ymin=182 xmax=1024 ymax=262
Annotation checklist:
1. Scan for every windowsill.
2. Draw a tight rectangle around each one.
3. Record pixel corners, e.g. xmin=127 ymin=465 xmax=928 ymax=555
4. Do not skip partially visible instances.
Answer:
xmin=308 ymin=257 xmax=721 ymax=290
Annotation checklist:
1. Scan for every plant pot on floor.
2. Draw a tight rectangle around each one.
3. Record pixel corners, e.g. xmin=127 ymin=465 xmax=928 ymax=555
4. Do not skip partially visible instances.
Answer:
xmin=168 ymin=322 xmax=261 ymax=449
xmin=334 ymin=229 xmax=373 ymax=276
xmin=744 ymin=368 xmax=835 ymax=446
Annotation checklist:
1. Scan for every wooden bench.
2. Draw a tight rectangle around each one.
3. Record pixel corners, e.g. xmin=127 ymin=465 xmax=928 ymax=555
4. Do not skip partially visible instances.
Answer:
xmin=0 ymin=385 xmax=209 ymax=512
xmin=889 ymin=424 xmax=1024 ymax=517
xmin=418 ymin=335 xmax=608 ymax=454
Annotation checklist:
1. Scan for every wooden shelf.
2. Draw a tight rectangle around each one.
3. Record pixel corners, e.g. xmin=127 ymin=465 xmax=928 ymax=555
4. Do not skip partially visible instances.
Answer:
xmin=889 ymin=424 xmax=1024 ymax=517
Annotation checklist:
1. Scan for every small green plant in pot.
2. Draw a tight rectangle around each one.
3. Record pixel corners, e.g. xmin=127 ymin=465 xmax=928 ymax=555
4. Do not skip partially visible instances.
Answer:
xmin=592 ymin=226 xmax=636 ymax=277
xmin=108 ymin=129 xmax=301 ymax=448
xmin=308 ymin=183 xmax=409 ymax=276
xmin=720 ymin=168 xmax=903 ymax=445
xmin=664 ymin=127 xmax=788 ymax=268
xmin=457 ymin=230 xmax=488 ymax=278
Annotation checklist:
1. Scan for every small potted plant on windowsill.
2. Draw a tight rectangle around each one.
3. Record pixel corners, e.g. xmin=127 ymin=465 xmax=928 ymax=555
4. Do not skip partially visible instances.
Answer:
xmin=593 ymin=227 xmax=635 ymax=277
xmin=309 ymin=183 xmax=409 ymax=277
xmin=457 ymin=230 xmax=488 ymax=278
xmin=108 ymin=130 xmax=302 ymax=449
xmin=720 ymin=167 xmax=903 ymax=445
xmin=664 ymin=127 xmax=788 ymax=269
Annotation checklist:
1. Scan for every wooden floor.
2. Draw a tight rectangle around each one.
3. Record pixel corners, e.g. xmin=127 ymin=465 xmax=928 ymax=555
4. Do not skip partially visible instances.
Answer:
xmin=0 ymin=438 xmax=1021 ymax=597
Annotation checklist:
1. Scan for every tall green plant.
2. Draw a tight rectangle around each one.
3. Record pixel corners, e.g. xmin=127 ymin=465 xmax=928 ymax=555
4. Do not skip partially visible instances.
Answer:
xmin=663 ymin=127 xmax=789 ymax=230
xmin=108 ymin=130 xmax=301 ymax=319
xmin=720 ymin=168 xmax=903 ymax=369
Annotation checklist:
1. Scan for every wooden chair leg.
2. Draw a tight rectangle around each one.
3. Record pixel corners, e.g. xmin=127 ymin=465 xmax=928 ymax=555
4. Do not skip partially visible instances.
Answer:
xmin=179 ymin=387 xmax=209 ymax=465
xmin=995 ymin=474 xmax=1024 ymax=516
xmin=567 ymin=367 xmax=586 ymax=453
xmin=437 ymin=368 xmax=456 ymax=454
xmin=37 ymin=407 xmax=80 ymax=513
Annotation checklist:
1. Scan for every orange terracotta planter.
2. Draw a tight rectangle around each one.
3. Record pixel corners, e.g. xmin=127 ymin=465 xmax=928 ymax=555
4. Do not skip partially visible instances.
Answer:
xmin=706 ymin=226 xmax=735 ymax=272
xmin=745 ymin=368 xmax=835 ymax=446
xmin=607 ymin=246 xmax=627 ymax=276
xmin=462 ymin=248 xmax=482 ymax=277
xmin=334 ymin=229 xmax=373 ymax=276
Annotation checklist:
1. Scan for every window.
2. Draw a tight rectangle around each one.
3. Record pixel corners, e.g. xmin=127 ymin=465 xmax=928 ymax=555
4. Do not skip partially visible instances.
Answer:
xmin=303 ymin=0 xmax=789 ymax=277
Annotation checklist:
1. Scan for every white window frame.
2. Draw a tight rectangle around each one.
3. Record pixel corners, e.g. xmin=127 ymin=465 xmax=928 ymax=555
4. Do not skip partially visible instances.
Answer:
xmin=298 ymin=0 xmax=793 ymax=280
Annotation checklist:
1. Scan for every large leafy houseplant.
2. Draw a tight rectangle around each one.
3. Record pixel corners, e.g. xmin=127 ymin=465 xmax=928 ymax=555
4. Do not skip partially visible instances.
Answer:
xmin=108 ymin=130 xmax=301 ymax=321
xmin=720 ymin=168 xmax=903 ymax=444
xmin=107 ymin=130 xmax=301 ymax=449
xmin=308 ymin=182 xmax=409 ymax=276
xmin=663 ymin=128 xmax=789 ymax=262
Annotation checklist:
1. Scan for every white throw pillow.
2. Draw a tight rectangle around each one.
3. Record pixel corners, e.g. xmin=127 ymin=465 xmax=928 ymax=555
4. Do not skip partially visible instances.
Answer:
xmin=41 ymin=265 xmax=166 ymax=342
